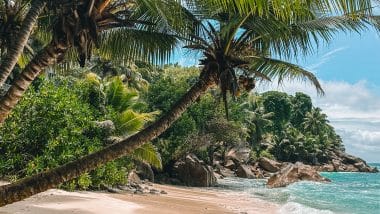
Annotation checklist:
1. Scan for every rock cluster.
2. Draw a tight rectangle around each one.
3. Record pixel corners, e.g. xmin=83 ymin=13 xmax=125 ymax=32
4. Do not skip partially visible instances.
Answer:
xmin=213 ymin=150 xmax=282 ymax=180
xmin=155 ymin=146 xmax=377 ymax=188
xmin=314 ymin=151 xmax=378 ymax=173
xmin=267 ymin=162 xmax=331 ymax=188
xmin=102 ymin=182 xmax=164 ymax=195
xmin=172 ymin=154 xmax=217 ymax=187
xmin=258 ymin=157 xmax=281 ymax=173
xmin=211 ymin=148 xmax=377 ymax=188
xmin=106 ymin=171 xmax=167 ymax=195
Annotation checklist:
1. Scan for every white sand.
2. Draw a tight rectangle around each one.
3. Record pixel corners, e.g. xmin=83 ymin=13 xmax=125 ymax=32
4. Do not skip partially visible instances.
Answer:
xmin=0 ymin=181 xmax=279 ymax=214
xmin=0 ymin=189 xmax=141 ymax=214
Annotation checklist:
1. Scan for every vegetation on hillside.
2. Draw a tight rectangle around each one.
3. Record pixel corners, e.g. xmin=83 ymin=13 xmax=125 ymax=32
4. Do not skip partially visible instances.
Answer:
xmin=144 ymin=66 xmax=344 ymax=167
xmin=0 ymin=65 xmax=344 ymax=189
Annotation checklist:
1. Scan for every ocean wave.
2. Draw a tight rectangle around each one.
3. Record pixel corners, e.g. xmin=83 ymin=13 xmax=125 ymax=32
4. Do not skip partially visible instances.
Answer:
xmin=217 ymin=173 xmax=379 ymax=214
xmin=278 ymin=202 xmax=334 ymax=214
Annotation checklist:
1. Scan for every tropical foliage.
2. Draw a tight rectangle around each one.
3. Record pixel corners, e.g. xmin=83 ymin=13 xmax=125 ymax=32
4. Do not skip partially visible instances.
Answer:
xmin=0 ymin=72 xmax=161 ymax=189
xmin=0 ymin=0 xmax=379 ymax=205
xmin=145 ymin=66 xmax=343 ymax=167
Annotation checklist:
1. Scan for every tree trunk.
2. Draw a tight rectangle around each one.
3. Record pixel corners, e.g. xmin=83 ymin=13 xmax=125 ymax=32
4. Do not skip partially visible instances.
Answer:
xmin=0 ymin=0 xmax=47 ymax=87
xmin=0 ymin=70 xmax=214 ymax=206
xmin=0 ymin=41 xmax=68 ymax=123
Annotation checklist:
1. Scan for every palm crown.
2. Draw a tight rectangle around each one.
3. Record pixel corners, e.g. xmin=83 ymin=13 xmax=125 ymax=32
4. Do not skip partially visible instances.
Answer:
xmin=182 ymin=0 xmax=380 ymax=118
xmin=0 ymin=0 xmax=196 ymax=123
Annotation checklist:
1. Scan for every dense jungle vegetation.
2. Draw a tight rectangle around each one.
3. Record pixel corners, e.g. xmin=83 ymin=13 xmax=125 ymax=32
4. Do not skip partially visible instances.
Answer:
xmin=0 ymin=63 xmax=344 ymax=189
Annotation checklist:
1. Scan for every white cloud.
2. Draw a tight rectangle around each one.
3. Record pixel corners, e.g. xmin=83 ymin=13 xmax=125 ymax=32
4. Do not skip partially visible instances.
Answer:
xmin=335 ymin=128 xmax=380 ymax=163
xmin=259 ymin=80 xmax=380 ymax=120
xmin=257 ymin=80 xmax=380 ymax=162
xmin=306 ymin=47 xmax=347 ymax=72
xmin=321 ymin=47 xmax=347 ymax=58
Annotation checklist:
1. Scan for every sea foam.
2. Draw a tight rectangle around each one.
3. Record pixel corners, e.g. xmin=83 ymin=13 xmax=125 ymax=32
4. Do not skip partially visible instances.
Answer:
xmin=278 ymin=202 xmax=334 ymax=214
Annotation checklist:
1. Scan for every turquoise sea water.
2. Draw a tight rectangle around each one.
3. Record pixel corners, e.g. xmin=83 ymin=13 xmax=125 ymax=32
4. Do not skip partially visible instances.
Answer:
xmin=216 ymin=163 xmax=380 ymax=214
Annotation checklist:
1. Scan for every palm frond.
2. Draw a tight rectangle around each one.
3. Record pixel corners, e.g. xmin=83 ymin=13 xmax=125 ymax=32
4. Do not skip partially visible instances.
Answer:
xmin=131 ymin=143 xmax=162 ymax=169
xmin=134 ymin=0 xmax=202 ymax=39
xmin=17 ymin=52 xmax=31 ymax=69
xmin=105 ymin=77 xmax=140 ymax=112
xmin=241 ymin=13 xmax=376 ymax=58
xmin=114 ymin=109 xmax=159 ymax=135
xmin=249 ymin=57 xmax=324 ymax=95
xmin=99 ymin=28 xmax=179 ymax=65
xmin=85 ymin=72 xmax=101 ymax=85
xmin=202 ymin=0 xmax=374 ymax=18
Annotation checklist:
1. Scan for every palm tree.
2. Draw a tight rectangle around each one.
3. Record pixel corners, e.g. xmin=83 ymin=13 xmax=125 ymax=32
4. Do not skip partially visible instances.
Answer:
xmin=0 ymin=0 xmax=378 ymax=206
xmin=100 ymin=74 xmax=160 ymax=135
xmin=0 ymin=0 xmax=46 ymax=86
xmin=0 ymin=0 xmax=187 ymax=123
xmin=302 ymin=107 xmax=329 ymax=135
xmin=183 ymin=0 xmax=380 ymax=118
xmin=94 ymin=74 xmax=163 ymax=169
xmin=0 ymin=67 xmax=214 ymax=206
xmin=242 ymin=95 xmax=274 ymax=147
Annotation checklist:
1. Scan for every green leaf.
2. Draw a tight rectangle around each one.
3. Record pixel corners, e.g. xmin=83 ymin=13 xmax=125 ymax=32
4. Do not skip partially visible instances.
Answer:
xmin=132 ymin=143 xmax=162 ymax=169
xmin=249 ymin=57 xmax=324 ymax=95
xmin=114 ymin=109 xmax=159 ymax=135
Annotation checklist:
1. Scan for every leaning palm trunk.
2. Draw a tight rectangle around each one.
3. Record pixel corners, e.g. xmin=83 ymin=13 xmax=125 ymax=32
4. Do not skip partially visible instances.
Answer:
xmin=0 ymin=70 xmax=214 ymax=206
xmin=0 ymin=0 xmax=47 ymax=86
xmin=0 ymin=40 xmax=68 ymax=123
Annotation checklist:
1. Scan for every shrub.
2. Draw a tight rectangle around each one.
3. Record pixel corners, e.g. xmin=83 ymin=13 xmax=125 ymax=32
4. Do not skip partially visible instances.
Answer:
xmin=0 ymin=77 xmax=129 ymax=189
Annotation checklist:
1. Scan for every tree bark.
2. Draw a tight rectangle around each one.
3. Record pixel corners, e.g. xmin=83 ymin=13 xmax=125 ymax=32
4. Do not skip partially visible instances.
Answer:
xmin=0 ymin=40 xmax=68 ymax=123
xmin=0 ymin=70 xmax=214 ymax=206
xmin=0 ymin=0 xmax=47 ymax=87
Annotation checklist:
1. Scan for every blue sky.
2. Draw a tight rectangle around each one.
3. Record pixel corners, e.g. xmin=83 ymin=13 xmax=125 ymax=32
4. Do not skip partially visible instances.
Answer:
xmin=299 ymin=29 xmax=380 ymax=89
xmin=174 ymin=28 xmax=380 ymax=163
xmin=277 ymin=28 xmax=380 ymax=163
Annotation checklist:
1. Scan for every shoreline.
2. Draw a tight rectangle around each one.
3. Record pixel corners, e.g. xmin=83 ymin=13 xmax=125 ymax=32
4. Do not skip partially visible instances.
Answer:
xmin=0 ymin=182 xmax=279 ymax=214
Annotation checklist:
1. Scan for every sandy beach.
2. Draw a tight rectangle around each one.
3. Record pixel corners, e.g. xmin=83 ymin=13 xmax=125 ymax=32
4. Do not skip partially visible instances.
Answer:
xmin=0 ymin=181 xmax=278 ymax=214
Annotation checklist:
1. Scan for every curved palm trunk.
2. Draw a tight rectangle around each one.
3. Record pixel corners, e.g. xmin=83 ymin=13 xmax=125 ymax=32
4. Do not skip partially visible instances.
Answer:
xmin=0 ymin=41 xmax=68 ymax=123
xmin=0 ymin=0 xmax=47 ymax=86
xmin=0 ymin=71 xmax=214 ymax=206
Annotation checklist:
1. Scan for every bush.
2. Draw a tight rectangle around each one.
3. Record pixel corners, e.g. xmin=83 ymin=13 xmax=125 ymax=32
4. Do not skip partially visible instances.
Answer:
xmin=0 ymin=77 xmax=130 ymax=189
